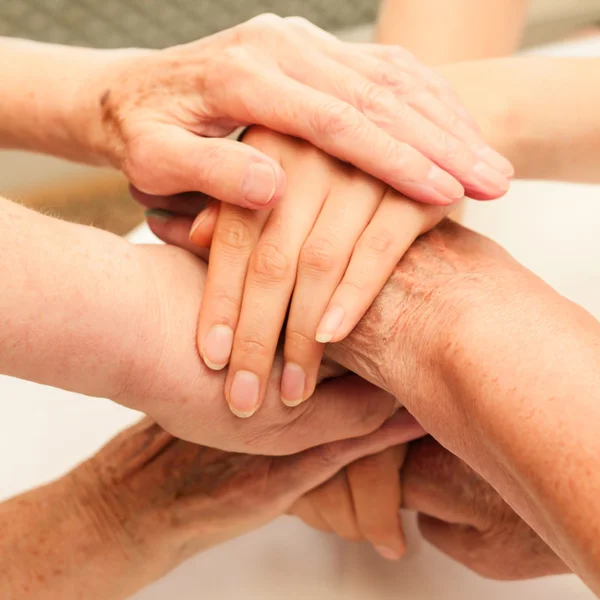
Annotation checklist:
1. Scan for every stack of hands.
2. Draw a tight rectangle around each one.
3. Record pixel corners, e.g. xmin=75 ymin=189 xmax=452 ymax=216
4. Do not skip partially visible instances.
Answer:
xmin=4 ymin=13 xmax=600 ymax=600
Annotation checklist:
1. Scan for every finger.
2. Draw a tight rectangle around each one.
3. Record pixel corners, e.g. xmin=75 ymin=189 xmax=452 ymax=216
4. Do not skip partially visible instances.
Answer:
xmin=224 ymin=159 xmax=330 ymax=417
xmin=222 ymin=64 xmax=463 ymax=206
xmin=197 ymin=204 xmax=268 ymax=377
xmin=281 ymin=51 xmax=508 ymax=200
xmin=189 ymin=201 xmax=219 ymax=248
xmin=401 ymin=437 xmax=488 ymax=528
xmin=316 ymin=193 xmax=448 ymax=343
xmin=417 ymin=514 xmax=484 ymax=570
xmin=357 ymin=43 xmax=482 ymax=134
xmin=348 ymin=445 xmax=407 ymax=560
xmin=282 ymin=172 xmax=383 ymax=407
xmin=270 ymin=408 xmax=427 ymax=501
xmin=145 ymin=210 xmax=210 ymax=260
xmin=278 ymin=26 xmax=511 ymax=181
xmin=305 ymin=472 xmax=362 ymax=541
xmin=288 ymin=497 xmax=332 ymax=533
xmin=130 ymin=184 xmax=212 ymax=216
xmin=403 ymin=90 xmax=513 ymax=178
xmin=127 ymin=126 xmax=286 ymax=209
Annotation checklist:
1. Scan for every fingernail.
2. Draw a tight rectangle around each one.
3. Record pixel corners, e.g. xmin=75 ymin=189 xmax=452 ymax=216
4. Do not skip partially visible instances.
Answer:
xmin=281 ymin=363 xmax=306 ymax=407
xmin=229 ymin=370 xmax=260 ymax=418
xmin=427 ymin=165 xmax=464 ymax=201
xmin=201 ymin=325 xmax=233 ymax=371
xmin=189 ymin=205 xmax=213 ymax=244
xmin=316 ymin=306 xmax=345 ymax=343
xmin=145 ymin=208 xmax=175 ymax=221
xmin=374 ymin=545 xmax=402 ymax=561
xmin=478 ymin=146 xmax=514 ymax=178
xmin=242 ymin=163 xmax=277 ymax=206
xmin=472 ymin=161 xmax=510 ymax=194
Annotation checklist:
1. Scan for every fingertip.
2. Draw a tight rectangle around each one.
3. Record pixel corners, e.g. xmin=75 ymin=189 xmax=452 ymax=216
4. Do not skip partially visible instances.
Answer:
xmin=240 ymin=155 xmax=287 ymax=209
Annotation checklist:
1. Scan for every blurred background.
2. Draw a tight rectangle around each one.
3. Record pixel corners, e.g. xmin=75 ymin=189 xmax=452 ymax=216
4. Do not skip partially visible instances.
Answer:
xmin=1 ymin=0 xmax=599 ymax=235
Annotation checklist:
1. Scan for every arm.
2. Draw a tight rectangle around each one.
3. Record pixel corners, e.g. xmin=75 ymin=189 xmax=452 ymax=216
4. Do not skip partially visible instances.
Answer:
xmin=0 ymin=198 xmax=400 ymax=454
xmin=376 ymin=0 xmax=528 ymax=63
xmin=442 ymin=57 xmax=600 ymax=183
xmin=327 ymin=221 xmax=600 ymax=592
xmin=0 ymin=21 xmax=512 ymax=208
xmin=0 ymin=415 xmax=421 ymax=599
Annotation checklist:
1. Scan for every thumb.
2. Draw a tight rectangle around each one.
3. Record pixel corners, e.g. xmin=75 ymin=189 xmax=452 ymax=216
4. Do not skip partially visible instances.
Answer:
xmin=270 ymin=410 xmax=426 ymax=505
xmin=127 ymin=126 xmax=286 ymax=209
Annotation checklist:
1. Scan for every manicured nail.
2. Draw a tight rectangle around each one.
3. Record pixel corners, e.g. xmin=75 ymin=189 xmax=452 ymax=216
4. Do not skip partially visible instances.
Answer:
xmin=472 ymin=161 xmax=510 ymax=194
xmin=281 ymin=363 xmax=306 ymax=407
xmin=316 ymin=306 xmax=345 ymax=343
xmin=478 ymin=146 xmax=514 ymax=178
xmin=145 ymin=208 xmax=174 ymax=221
xmin=229 ymin=370 xmax=260 ymax=418
xmin=242 ymin=163 xmax=277 ymax=206
xmin=201 ymin=325 xmax=233 ymax=371
xmin=374 ymin=545 xmax=402 ymax=561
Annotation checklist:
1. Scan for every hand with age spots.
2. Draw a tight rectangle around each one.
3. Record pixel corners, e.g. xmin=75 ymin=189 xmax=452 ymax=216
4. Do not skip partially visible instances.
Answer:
xmin=292 ymin=437 xmax=567 ymax=579
xmin=93 ymin=13 xmax=513 ymax=210
xmin=0 ymin=413 xmax=423 ymax=600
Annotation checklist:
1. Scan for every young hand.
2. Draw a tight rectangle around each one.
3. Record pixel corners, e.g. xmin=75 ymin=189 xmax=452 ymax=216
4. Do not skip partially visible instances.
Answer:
xmin=142 ymin=128 xmax=451 ymax=417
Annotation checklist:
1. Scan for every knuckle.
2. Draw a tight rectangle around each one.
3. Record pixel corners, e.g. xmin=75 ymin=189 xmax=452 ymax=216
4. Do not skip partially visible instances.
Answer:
xmin=356 ymin=82 xmax=396 ymax=120
xmin=285 ymin=328 xmax=316 ymax=353
xmin=383 ymin=140 xmax=415 ymax=174
xmin=249 ymin=241 xmax=292 ymax=283
xmin=207 ymin=289 xmax=239 ymax=317
xmin=310 ymin=101 xmax=362 ymax=138
xmin=357 ymin=229 xmax=395 ymax=257
xmin=215 ymin=217 xmax=254 ymax=252
xmin=434 ymin=129 xmax=461 ymax=164
xmin=235 ymin=332 xmax=271 ymax=359
xmin=299 ymin=238 xmax=341 ymax=274
xmin=372 ymin=62 xmax=415 ymax=93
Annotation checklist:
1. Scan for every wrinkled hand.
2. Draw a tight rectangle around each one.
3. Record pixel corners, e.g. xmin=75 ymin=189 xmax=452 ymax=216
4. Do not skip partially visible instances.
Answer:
xmin=83 ymin=14 xmax=512 ymax=208
xmin=402 ymin=437 xmax=567 ymax=580
xmin=290 ymin=444 xmax=409 ymax=561
xmin=0 ymin=412 xmax=422 ymax=600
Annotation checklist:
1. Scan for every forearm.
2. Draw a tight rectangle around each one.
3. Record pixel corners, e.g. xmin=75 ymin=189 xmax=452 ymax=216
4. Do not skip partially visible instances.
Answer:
xmin=440 ymin=285 xmax=600 ymax=592
xmin=0 ymin=475 xmax=139 ymax=600
xmin=376 ymin=0 xmax=527 ymax=63
xmin=442 ymin=57 xmax=600 ymax=183
xmin=0 ymin=198 xmax=149 ymax=403
xmin=0 ymin=38 xmax=143 ymax=164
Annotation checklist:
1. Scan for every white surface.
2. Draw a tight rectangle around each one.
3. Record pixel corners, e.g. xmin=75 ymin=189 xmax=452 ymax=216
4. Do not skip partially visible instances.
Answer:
xmin=3 ymin=37 xmax=600 ymax=600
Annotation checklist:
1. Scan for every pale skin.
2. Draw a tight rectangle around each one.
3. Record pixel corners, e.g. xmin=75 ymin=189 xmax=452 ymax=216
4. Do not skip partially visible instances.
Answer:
xmin=141 ymin=56 xmax=600 ymax=418
xmin=376 ymin=0 xmax=528 ymax=63
xmin=0 ymin=18 xmax=513 ymax=208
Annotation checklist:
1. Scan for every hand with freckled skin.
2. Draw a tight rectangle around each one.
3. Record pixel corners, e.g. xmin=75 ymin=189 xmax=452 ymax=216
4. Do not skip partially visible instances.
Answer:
xmin=292 ymin=437 xmax=567 ymax=579
xmin=0 ymin=413 xmax=423 ymax=600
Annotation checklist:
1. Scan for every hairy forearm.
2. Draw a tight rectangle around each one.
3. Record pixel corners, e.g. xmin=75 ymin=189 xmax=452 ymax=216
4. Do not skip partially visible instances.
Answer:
xmin=442 ymin=57 xmax=600 ymax=183
xmin=0 ymin=198 xmax=149 ymax=403
xmin=376 ymin=0 xmax=527 ymax=63
xmin=0 ymin=38 xmax=141 ymax=163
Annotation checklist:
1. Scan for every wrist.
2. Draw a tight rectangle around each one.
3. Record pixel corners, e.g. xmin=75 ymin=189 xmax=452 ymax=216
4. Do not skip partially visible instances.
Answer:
xmin=69 ymin=48 xmax=155 ymax=167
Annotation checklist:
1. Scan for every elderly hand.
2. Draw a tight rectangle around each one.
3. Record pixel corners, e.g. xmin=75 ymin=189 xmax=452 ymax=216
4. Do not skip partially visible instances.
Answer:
xmin=79 ymin=14 xmax=512 ymax=207
xmin=291 ymin=437 xmax=566 ymax=579
xmin=290 ymin=444 xmax=409 ymax=561
xmin=0 ymin=412 xmax=421 ymax=600
xmin=402 ymin=437 xmax=568 ymax=579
